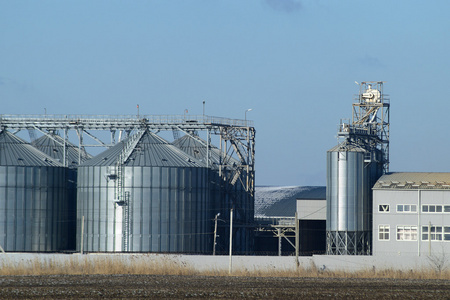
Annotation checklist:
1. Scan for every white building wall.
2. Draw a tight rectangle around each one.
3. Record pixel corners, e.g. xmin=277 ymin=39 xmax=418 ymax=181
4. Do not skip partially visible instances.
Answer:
xmin=373 ymin=188 xmax=450 ymax=257
xmin=297 ymin=199 xmax=326 ymax=220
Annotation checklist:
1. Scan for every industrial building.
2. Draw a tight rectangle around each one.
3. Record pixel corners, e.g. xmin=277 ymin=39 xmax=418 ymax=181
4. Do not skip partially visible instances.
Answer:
xmin=325 ymin=81 xmax=450 ymax=259
xmin=372 ymin=172 xmax=450 ymax=257
xmin=254 ymin=186 xmax=326 ymax=256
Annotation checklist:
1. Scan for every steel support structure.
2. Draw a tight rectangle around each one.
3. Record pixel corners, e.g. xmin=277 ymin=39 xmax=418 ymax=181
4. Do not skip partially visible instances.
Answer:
xmin=338 ymin=81 xmax=390 ymax=172
xmin=0 ymin=113 xmax=256 ymax=207
xmin=327 ymin=82 xmax=389 ymax=255
xmin=255 ymin=217 xmax=297 ymax=256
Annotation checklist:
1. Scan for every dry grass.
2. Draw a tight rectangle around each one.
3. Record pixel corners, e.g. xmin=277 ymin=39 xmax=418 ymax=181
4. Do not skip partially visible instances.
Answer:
xmin=0 ymin=255 xmax=196 ymax=276
xmin=1 ymin=255 xmax=449 ymax=280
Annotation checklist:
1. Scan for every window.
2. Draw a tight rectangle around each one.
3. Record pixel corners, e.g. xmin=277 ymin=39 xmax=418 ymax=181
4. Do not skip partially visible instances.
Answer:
xmin=422 ymin=226 xmax=443 ymax=241
xmin=379 ymin=225 xmax=390 ymax=240
xmin=397 ymin=204 xmax=417 ymax=213
xmin=397 ymin=226 xmax=417 ymax=241
xmin=422 ymin=205 xmax=443 ymax=213
xmin=379 ymin=205 xmax=390 ymax=213
xmin=445 ymin=227 xmax=450 ymax=241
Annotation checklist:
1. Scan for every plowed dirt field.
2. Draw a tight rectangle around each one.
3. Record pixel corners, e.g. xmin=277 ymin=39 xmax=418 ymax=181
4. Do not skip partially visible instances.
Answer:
xmin=0 ymin=274 xmax=449 ymax=299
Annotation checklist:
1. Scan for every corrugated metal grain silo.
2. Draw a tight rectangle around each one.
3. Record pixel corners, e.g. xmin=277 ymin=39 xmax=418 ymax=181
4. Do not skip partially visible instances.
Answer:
xmin=32 ymin=133 xmax=92 ymax=251
xmin=326 ymin=143 xmax=383 ymax=255
xmin=172 ymin=134 xmax=254 ymax=254
xmin=0 ymin=130 xmax=71 ymax=252
xmin=32 ymin=133 xmax=92 ymax=167
xmin=77 ymin=130 xmax=212 ymax=253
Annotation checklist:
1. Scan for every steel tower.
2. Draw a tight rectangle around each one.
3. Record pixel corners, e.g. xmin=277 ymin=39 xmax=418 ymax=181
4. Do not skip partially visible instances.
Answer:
xmin=326 ymin=82 xmax=390 ymax=255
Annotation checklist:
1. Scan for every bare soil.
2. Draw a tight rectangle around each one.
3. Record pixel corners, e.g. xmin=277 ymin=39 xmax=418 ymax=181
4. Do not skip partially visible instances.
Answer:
xmin=0 ymin=274 xmax=449 ymax=299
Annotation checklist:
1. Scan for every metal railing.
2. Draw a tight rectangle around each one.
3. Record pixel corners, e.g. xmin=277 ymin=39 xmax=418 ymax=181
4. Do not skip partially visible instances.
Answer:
xmin=0 ymin=114 xmax=254 ymax=129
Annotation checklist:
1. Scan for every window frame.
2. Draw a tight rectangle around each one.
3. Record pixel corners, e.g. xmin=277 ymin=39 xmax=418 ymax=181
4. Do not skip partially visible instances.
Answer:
xmin=396 ymin=204 xmax=417 ymax=213
xmin=379 ymin=204 xmax=390 ymax=213
xmin=422 ymin=205 xmax=444 ymax=213
xmin=396 ymin=225 xmax=418 ymax=241
xmin=422 ymin=225 xmax=445 ymax=241
xmin=378 ymin=224 xmax=390 ymax=241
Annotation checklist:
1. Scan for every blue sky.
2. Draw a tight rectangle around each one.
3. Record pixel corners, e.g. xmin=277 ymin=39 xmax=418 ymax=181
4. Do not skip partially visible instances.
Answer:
xmin=1 ymin=0 xmax=450 ymax=186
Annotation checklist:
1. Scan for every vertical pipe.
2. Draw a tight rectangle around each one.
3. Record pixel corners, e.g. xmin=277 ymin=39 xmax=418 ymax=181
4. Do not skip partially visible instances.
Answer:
xmin=80 ymin=215 xmax=85 ymax=254
xmin=278 ymin=228 xmax=282 ymax=256
xmin=63 ymin=129 xmax=67 ymax=167
xmin=213 ymin=213 xmax=218 ymax=255
xmin=418 ymin=190 xmax=421 ymax=256
xmin=229 ymin=208 xmax=233 ymax=274
xmin=206 ymin=129 xmax=210 ymax=169
xmin=429 ymin=221 xmax=431 ymax=255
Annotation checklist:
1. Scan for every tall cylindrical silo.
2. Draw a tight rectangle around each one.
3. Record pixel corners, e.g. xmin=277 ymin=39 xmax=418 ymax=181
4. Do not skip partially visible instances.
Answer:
xmin=172 ymin=134 xmax=254 ymax=254
xmin=77 ymin=130 xmax=212 ymax=253
xmin=0 ymin=130 xmax=71 ymax=252
xmin=32 ymin=133 xmax=92 ymax=251
xmin=326 ymin=144 xmax=382 ymax=255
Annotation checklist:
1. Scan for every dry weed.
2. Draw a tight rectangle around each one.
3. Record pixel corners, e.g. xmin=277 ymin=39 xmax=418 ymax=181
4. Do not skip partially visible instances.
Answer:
xmin=1 ymin=255 xmax=450 ymax=279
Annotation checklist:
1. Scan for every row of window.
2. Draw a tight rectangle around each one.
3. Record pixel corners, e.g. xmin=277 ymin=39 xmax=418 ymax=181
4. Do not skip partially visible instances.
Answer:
xmin=378 ymin=225 xmax=450 ymax=241
xmin=378 ymin=204 xmax=450 ymax=213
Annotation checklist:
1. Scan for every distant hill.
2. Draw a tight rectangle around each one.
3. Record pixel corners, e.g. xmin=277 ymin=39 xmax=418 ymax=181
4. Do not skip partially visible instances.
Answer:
xmin=255 ymin=186 xmax=326 ymax=218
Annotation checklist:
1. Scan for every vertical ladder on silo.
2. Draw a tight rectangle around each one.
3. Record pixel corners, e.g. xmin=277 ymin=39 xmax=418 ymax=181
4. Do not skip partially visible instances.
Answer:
xmin=115 ymin=129 xmax=146 ymax=251
xmin=122 ymin=191 xmax=130 ymax=251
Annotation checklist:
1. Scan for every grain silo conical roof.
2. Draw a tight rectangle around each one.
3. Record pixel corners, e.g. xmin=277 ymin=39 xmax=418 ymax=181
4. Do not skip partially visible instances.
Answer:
xmin=81 ymin=130 xmax=206 ymax=167
xmin=0 ymin=130 xmax=62 ymax=166
xmin=32 ymin=133 xmax=92 ymax=166
xmin=172 ymin=134 xmax=240 ymax=169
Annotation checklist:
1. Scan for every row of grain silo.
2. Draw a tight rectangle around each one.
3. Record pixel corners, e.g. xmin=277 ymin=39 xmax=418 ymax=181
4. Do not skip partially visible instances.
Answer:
xmin=0 ymin=129 xmax=253 ymax=254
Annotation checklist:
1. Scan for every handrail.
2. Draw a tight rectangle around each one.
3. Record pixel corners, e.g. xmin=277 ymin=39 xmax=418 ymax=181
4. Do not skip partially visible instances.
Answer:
xmin=0 ymin=114 xmax=254 ymax=128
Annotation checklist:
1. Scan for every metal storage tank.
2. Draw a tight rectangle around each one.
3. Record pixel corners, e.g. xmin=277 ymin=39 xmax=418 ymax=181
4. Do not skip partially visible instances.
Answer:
xmin=172 ymin=134 xmax=254 ymax=254
xmin=0 ymin=130 xmax=71 ymax=252
xmin=77 ymin=130 xmax=212 ymax=253
xmin=32 ymin=132 xmax=92 ymax=167
xmin=32 ymin=132 xmax=92 ymax=251
xmin=326 ymin=143 xmax=382 ymax=255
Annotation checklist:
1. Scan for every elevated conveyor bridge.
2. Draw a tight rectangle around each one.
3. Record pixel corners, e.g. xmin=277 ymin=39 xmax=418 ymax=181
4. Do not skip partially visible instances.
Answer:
xmin=0 ymin=114 xmax=256 ymax=196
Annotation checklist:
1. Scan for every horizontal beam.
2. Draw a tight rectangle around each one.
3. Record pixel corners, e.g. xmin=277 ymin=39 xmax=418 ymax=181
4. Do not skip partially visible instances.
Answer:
xmin=0 ymin=114 xmax=254 ymax=131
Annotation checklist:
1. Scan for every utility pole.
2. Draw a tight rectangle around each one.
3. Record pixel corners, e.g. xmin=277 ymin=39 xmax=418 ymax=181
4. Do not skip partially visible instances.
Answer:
xmin=295 ymin=212 xmax=299 ymax=268
xmin=213 ymin=213 xmax=220 ymax=255
xmin=229 ymin=208 xmax=233 ymax=274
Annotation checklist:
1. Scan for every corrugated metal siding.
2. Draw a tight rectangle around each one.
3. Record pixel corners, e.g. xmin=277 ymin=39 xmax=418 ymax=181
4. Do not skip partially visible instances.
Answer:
xmin=77 ymin=130 xmax=212 ymax=253
xmin=77 ymin=165 xmax=211 ymax=253
xmin=326 ymin=146 xmax=383 ymax=255
xmin=0 ymin=166 xmax=70 ymax=252
xmin=0 ymin=130 xmax=73 ymax=252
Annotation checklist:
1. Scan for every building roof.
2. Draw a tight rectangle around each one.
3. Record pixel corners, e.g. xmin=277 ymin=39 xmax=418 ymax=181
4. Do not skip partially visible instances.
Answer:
xmin=373 ymin=172 xmax=450 ymax=190
xmin=81 ymin=130 xmax=207 ymax=167
xmin=32 ymin=133 xmax=92 ymax=167
xmin=255 ymin=186 xmax=326 ymax=218
xmin=0 ymin=130 xmax=62 ymax=167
